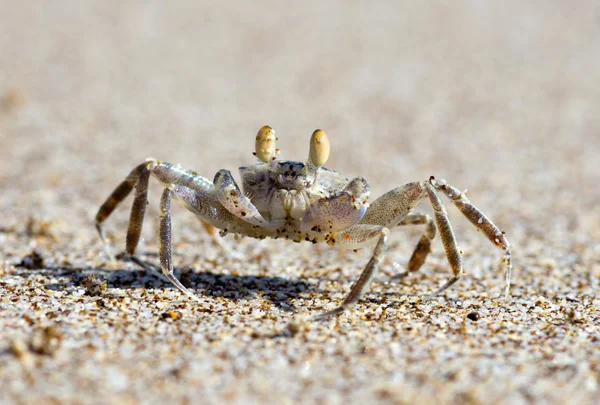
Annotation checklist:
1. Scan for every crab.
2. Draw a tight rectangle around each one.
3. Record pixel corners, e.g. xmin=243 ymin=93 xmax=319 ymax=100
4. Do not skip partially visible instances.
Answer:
xmin=95 ymin=126 xmax=512 ymax=319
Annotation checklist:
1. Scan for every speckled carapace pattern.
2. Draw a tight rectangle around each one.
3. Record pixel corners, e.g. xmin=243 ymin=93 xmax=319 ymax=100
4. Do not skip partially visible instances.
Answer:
xmin=1 ymin=2 xmax=599 ymax=404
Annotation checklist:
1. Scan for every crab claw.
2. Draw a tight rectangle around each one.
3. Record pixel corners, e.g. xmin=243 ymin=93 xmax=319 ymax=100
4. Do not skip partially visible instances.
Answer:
xmin=214 ymin=169 xmax=268 ymax=226
xmin=301 ymin=177 xmax=369 ymax=233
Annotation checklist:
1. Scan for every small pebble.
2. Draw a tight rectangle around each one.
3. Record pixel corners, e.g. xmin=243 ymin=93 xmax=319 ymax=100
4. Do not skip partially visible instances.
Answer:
xmin=466 ymin=312 xmax=481 ymax=322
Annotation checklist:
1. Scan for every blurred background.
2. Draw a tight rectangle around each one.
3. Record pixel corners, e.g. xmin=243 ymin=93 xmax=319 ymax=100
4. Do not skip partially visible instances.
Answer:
xmin=0 ymin=0 xmax=598 ymax=281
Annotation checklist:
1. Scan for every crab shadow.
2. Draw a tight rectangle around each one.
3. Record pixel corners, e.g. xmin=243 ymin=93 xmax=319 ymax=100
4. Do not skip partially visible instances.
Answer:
xmin=14 ymin=262 xmax=313 ymax=312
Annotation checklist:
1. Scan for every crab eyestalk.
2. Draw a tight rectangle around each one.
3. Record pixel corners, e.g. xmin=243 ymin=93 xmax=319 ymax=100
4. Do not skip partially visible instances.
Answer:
xmin=253 ymin=125 xmax=280 ymax=164
xmin=306 ymin=129 xmax=330 ymax=175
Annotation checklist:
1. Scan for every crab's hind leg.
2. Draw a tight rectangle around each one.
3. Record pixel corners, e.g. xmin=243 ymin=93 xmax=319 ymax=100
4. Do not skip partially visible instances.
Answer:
xmin=390 ymin=213 xmax=437 ymax=280
xmin=311 ymin=224 xmax=389 ymax=320
xmin=432 ymin=178 xmax=512 ymax=297
xmin=95 ymin=162 xmax=148 ymax=261
xmin=121 ymin=167 xmax=171 ymax=281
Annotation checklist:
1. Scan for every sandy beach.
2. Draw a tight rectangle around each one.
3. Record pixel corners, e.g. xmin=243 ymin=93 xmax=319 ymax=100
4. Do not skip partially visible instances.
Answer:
xmin=1 ymin=1 xmax=599 ymax=404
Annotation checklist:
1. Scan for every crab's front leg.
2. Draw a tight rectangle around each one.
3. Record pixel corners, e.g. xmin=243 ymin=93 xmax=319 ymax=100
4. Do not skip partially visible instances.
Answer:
xmin=155 ymin=181 xmax=257 ymax=302
xmin=311 ymin=224 xmax=390 ymax=320
xmin=157 ymin=188 xmax=205 ymax=303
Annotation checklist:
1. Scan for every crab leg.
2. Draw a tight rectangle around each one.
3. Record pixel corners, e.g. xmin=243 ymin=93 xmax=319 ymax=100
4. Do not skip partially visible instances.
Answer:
xmin=358 ymin=177 xmax=511 ymax=299
xmin=125 ymin=167 xmax=150 ymax=256
xmin=391 ymin=213 xmax=437 ymax=278
xmin=116 ymin=167 xmax=173 ymax=281
xmin=157 ymin=188 xmax=204 ymax=302
xmin=95 ymin=162 xmax=148 ymax=259
xmin=151 ymin=183 xmax=258 ymax=301
xmin=424 ymin=181 xmax=463 ymax=296
xmin=312 ymin=181 xmax=464 ymax=319
xmin=94 ymin=162 xmax=169 ymax=280
xmin=359 ymin=182 xmax=427 ymax=227
xmin=432 ymin=178 xmax=512 ymax=297
xmin=95 ymin=160 xmax=245 ymax=277
xmin=312 ymin=225 xmax=390 ymax=320
xmin=168 ymin=184 xmax=243 ymax=231
xmin=359 ymin=182 xmax=434 ymax=276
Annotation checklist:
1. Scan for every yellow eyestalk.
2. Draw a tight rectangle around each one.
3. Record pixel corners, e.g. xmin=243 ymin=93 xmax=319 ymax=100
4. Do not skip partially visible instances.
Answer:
xmin=308 ymin=129 xmax=330 ymax=168
xmin=253 ymin=125 xmax=280 ymax=163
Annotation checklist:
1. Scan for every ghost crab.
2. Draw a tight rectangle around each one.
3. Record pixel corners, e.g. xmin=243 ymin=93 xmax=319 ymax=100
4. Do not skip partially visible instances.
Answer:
xmin=95 ymin=126 xmax=512 ymax=319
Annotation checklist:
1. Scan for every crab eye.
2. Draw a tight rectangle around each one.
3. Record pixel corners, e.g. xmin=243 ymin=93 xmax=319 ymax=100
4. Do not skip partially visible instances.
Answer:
xmin=254 ymin=125 xmax=280 ymax=163
xmin=309 ymin=129 xmax=330 ymax=167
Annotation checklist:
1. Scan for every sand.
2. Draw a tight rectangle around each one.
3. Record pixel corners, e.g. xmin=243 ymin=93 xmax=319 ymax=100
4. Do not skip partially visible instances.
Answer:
xmin=1 ymin=1 xmax=599 ymax=404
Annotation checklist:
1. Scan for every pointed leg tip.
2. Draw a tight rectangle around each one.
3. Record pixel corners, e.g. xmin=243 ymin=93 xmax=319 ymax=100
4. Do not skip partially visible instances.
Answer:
xmin=309 ymin=306 xmax=346 ymax=321
xmin=423 ymin=293 xmax=436 ymax=301
xmin=389 ymin=271 xmax=409 ymax=281
xmin=185 ymin=293 xmax=204 ymax=304
xmin=105 ymin=250 xmax=117 ymax=263
xmin=100 ymin=244 xmax=117 ymax=263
